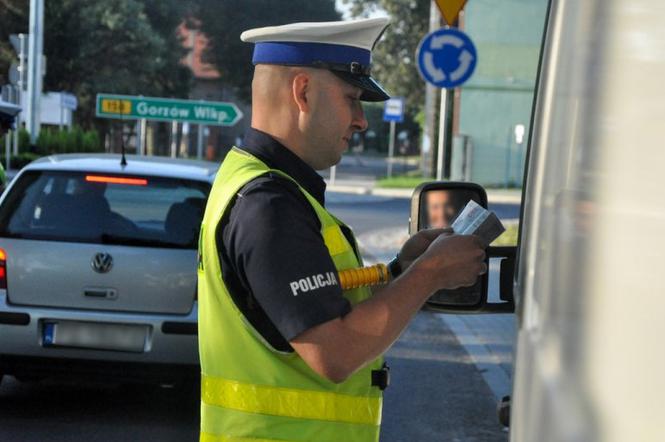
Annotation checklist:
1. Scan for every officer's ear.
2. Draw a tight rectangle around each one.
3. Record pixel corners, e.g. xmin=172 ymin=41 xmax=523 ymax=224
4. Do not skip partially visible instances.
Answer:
xmin=292 ymin=71 xmax=312 ymax=113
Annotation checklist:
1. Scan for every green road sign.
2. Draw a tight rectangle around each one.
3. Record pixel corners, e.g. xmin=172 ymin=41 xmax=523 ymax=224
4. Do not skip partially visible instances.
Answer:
xmin=95 ymin=93 xmax=243 ymax=126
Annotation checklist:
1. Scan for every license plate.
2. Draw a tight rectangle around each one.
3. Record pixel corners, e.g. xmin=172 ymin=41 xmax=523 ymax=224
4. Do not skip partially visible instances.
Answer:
xmin=42 ymin=320 xmax=148 ymax=353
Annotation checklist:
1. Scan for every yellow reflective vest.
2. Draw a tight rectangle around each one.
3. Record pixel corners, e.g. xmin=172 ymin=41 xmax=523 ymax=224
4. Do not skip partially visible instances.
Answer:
xmin=198 ymin=147 xmax=384 ymax=442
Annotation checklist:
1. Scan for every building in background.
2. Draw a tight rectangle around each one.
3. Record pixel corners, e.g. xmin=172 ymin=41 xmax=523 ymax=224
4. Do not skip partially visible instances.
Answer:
xmin=457 ymin=0 xmax=548 ymax=186
xmin=178 ymin=20 xmax=250 ymax=161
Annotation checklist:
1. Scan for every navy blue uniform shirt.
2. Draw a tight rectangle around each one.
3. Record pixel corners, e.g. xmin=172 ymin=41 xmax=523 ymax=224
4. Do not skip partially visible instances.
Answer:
xmin=218 ymin=128 xmax=353 ymax=352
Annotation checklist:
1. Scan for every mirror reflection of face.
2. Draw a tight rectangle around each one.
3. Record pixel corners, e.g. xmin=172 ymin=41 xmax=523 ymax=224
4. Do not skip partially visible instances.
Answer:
xmin=426 ymin=190 xmax=459 ymax=229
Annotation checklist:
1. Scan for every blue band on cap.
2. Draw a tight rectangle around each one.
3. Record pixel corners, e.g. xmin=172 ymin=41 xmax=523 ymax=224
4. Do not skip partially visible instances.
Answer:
xmin=252 ymin=42 xmax=370 ymax=66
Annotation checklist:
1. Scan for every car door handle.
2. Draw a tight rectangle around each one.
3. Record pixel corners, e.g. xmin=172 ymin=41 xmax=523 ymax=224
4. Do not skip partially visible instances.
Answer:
xmin=83 ymin=288 xmax=118 ymax=299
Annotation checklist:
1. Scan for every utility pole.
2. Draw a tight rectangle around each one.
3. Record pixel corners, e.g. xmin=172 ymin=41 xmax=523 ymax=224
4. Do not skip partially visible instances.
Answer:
xmin=26 ymin=0 xmax=44 ymax=143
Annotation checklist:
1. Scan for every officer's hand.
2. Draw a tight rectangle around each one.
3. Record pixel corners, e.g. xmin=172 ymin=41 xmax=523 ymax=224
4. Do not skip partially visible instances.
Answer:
xmin=413 ymin=234 xmax=487 ymax=290
xmin=399 ymin=228 xmax=454 ymax=271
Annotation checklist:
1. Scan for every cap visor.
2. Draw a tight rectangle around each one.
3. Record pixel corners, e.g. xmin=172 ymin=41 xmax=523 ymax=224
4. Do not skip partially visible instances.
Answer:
xmin=332 ymin=72 xmax=391 ymax=102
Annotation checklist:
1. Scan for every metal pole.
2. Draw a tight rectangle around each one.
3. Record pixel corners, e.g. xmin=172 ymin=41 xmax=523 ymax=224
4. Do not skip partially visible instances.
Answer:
xmin=516 ymin=140 xmax=524 ymax=183
xmin=330 ymin=165 xmax=336 ymax=186
xmin=422 ymin=1 xmax=440 ymax=178
xmin=387 ymin=120 xmax=396 ymax=178
xmin=185 ymin=123 xmax=191 ymax=158
xmin=170 ymin=121 xmax=177 ymax=158
xmin=504 ymin=128 xmax=512 ymax=188
xmin=12 ymin=120 xmax=18 ymax=158
xmin=436 ymin=88 xmax=448 ymax=181
xmin=26 ymin=0 xmax=44 ymax=143
xmin=5 ymin=130 xmax=11 ymax=172
xmin=15 ymin=34 xmax=26 ymax=157
xmin=464 ymin=136 xmax=474 ymax=182
xmin=138 ymin=119 xmax=146 ymax=155
xmin=196 ymin=124 xmax=204 ymax=160
xmin=134 ymin=120 xmax=140 ymax=155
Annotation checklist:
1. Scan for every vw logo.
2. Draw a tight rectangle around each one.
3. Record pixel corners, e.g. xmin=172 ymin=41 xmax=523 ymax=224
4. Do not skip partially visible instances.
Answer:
xmin=91 ymin=252 xmax=113 ymax=274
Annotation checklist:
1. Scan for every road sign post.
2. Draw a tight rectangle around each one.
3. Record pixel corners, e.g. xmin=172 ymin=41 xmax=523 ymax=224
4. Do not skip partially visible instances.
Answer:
xmin=383 ymin=97 xmax=405 ymax=179
xmin=9 ymin=33 xmax=27 ymax=157
xmin=97 ymin=94 xmax=242 ymax=159
xmin=196 ymin=124 xmax=204 ymax=160
xmin=387 ymin=121 xmax=397 ymax=179
xmin=2 ymin=84 xmax=21 ymax=159
xmin=137 ymin=119 xmax=147 ymax=156
xmin=417 ymin=28 xmax=477 ymax=90
xmin=417 ymin=26 xmax=477 ymax=181
xmin=421 ymin=2 xmax=442 ymax=179
xmin=170 ymin=121 xmax=178 ymax=158
xmin=434 ymin=0 xmax=468 ymax=26
xmin=437 ymin=88 xmax=448 ymax=180
xmin=96 ymin=94 xmax=243 ymax=127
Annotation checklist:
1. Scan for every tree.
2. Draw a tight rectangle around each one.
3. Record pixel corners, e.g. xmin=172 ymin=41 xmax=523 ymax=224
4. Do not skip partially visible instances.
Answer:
xmin=0 ymin=0 xmax=28 ymax=85
xmin=43 ymin=0 xmax=194 ymax=128
xmin=193 ymin=0 xmax=340 ymax=101
xmin=342 ymin=0 xmax=429 ymax=115
xmin=1 ymin=0 xmax=193 ymax=129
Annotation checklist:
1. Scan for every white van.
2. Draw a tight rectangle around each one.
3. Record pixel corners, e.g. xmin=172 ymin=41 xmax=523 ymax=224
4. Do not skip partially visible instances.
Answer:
xmin=411 ymin=0 xmax=665 ymax=440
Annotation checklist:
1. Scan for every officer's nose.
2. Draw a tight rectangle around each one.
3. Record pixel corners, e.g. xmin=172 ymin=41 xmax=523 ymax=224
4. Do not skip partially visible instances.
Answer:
xmin=351 ymin=102 xmax=368 ymax=133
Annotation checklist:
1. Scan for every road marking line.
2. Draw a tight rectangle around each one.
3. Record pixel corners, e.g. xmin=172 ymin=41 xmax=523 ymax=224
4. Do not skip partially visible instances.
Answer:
xmin=438 ymin=314 xmax=513 ymax=401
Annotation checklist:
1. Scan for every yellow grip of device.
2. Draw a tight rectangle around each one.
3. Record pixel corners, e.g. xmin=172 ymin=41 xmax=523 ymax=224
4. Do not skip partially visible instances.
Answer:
xmin=338 ymin=263 xmax=389 ymax=290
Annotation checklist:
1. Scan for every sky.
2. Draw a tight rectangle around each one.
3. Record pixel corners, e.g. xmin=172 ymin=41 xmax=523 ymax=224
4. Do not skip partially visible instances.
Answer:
xmin=335 ymin=0 xmax=385 ymax=19
xmin=336 ymin=0 xmax=353 ymax=18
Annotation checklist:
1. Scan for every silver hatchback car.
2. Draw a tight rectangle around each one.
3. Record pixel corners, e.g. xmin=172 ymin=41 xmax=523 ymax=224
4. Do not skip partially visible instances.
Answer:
xmin=0 ymin=154 xmax=216 ymax=384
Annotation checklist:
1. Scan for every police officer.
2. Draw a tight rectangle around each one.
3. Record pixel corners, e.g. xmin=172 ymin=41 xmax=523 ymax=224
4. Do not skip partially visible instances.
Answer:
xmin=197 ymin=17 xmax=487 ymax=442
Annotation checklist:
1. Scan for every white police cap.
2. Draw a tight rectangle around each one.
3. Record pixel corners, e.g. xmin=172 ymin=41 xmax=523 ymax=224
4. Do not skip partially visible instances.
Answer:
xmin=241 ymin=17 xmax=391 ymax=102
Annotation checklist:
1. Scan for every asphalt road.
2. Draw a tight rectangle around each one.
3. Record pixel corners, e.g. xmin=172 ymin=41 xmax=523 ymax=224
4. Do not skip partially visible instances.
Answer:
xmin=322 ymin=154 xmax=419 ymax=181
xmin=382 ymin=312 xmax=508 ymax=442
xmin=0 ymin=191 xmax=518 ymax=441
xmin=0 ymin=313 xmax=507 ymax=442
xmin=334 ymin=193 xmax=516 ymax=441
xmin=0 ymin=377 xmax=199 ymax=441
xmin=327 ymin=192 xmax=520 ymax=234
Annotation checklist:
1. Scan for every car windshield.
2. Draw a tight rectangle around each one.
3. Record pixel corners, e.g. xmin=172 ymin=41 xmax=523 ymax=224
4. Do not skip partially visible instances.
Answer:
xmin=0 ymin=170 xmax=210 ymax=249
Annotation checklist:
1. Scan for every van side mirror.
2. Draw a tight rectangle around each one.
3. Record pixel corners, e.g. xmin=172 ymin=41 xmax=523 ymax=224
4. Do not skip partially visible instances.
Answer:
xmin=410 ymin=182 xmax=516 ymax=314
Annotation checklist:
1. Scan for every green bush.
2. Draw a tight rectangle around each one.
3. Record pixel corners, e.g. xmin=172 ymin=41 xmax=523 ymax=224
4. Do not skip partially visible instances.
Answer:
xmin=81 ymin=130 xmax=100 ymax=152
xmin=32 ymin=126 xmax=103 ymax=155
xmin=2 ymin=127 xmax=103 ymax=169
xmin=8 ymin=152 xmax=41 ymax=170
xmin=15 ymin=128 xmax=31 ymax=152
xmin=0 ymin=128 xmax=31 ymax=153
